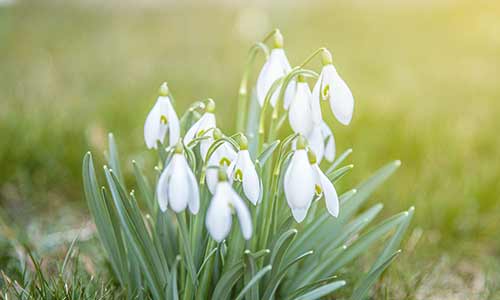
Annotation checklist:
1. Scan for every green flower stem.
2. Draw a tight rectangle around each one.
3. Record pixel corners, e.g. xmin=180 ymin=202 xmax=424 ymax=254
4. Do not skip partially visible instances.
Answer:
xmin=299 ymin=47 xmax=328 ymax=69
xmin=236 ymin=43 xmax=269 ymax=132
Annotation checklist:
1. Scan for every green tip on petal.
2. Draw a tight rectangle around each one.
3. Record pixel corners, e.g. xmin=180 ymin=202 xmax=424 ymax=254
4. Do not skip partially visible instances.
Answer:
xmin=307 ymin=149 xmax=317 ymax=164
xmin=213 ymin=128 xmax=223 ymax=140
xmin=321 ymin=49 xmax=333 ymax=65
xmin=273 ymin=29 xmax=284 ymax=49
xmin=218 ymin=166 xmax=228 ymax=182
xmin=239 ymin=134 xmax=248 ymax=150
xmin=296 ymin=135 xmax=307 ymax=150
xmin=206 ymin=98 xmax=216 ymax=113
xmin=174 ymin=140 xmax=183 ymax=154
xmin=159 ymin=82 xmax=169 ymax=96
xmin=297 ymin=74 xmax=306 ymax=83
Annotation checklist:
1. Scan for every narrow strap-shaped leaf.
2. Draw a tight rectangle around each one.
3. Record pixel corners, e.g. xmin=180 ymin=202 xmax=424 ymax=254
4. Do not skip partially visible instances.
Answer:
xmin=293 ymin=280 xmax=346 ymax=300
xmin=82 ymin=153 xmax=127 ymax=286
xmin=256 ymin=140 xmax=280 ymax=168
xmin=371 ymin=207 xmax=414 ymax=271
xmin=350 ymin=250 xmax=401 ymax=300
xmin=176 ymin=213 xmax=198 ymax=289
xmin=235 ymin=265 xmax=272 ymax=300
xmin=262 ymin=251 xmax=314 ymax=300
xmin=326 ymin=148 xmax=353 ymax=174
xmin=104 ymin=168 xmax=166 ymax=299
xmin=283 ymin=275 xmax=338 ymax=300
xmin=288 ymin=205 xmax=383 ymax=286
xmin=197 ymin=247 xmax=218 ymax=278
xmin=167 ymin=256 xmax=181 ymax=300
xmin=327 ymin=164 xmax=353 ymax=183
xmin=268 ymin=229 xmax=297 ymax=274
xmin=132 ymin=160 xmax=155 ymax=215
xmin=211 ymin=262 xmax=245 ymax=300
xmin=107 ymin=133 xmax=125 ymax=185
xmin=323 ymin=210 xmax=409 ymax=278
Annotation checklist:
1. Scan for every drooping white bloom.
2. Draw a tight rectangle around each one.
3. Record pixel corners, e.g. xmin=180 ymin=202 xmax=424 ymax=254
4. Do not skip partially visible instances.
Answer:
xmin=311 ymin=160 xmax=339 ymax=218
xmin=312 ymin=51 xmax=354 ymax=125
xmin=288 ymin=77 xmax=315 ymax=136
xmin=183 ymin=100 xmax=216 ymax=160
xmin=157 ymin=146 xmax=199 ymax=214
xmin=256 ymin=31 xmax=291 ymax=107
xmin=205 ymin=141 xmax=237 ymax=194
xmin=227 ymin=146 xmax=260 ymax=205
xmin=284 ymin=146 xmax=316 ymax=223
xmin=206 ymin=180 xmax=253 ymax=242
xmin=307 ymin=121 xmax=336 ymax=163
xmin=144 ymin=82 xmax=180 ymax=149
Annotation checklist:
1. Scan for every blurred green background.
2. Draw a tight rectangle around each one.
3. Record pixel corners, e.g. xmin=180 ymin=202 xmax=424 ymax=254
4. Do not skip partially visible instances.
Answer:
xmin=1 ymin=0 xmax=500 ymax=298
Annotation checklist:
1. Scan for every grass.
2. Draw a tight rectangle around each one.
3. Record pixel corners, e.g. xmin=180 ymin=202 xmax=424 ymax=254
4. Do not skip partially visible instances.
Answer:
xmin=1 ymin=0 xmax=500 ymax=298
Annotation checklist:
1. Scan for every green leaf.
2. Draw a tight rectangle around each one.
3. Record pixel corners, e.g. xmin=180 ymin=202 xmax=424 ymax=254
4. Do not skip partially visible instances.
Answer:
xmin=283 ymin=276 xmax=338 ymax=300
xmin=256 ymin=140 xmax=280 ymax=168
xmin=324 ymin=210 xmax=409 ymax=277
xmin=350 ymin=250 xmax=401 ymax=300
xmin=132 ymin=160 xmax=155 ymax=216
xmin=235 ymin=265 xmax=272 ymax=300
xmin=326 ymin=148 xmax=353 ymax=174
xmin=211 ymin=262 xmax=245 ymax=300
xmin=292 ymin=280 xmax=346 ymax=300
xmin=82 ymin=153 xmax=128 ymax=286
xmin=327 ymin=164 xmax=353 ymax=183
xmin=262 ymin=251 xmax=314 ymax=300
xmin=107 ymin=133 xmax=125 ymax=185
xmin=167 ymin=256 xmax=181 ymax=300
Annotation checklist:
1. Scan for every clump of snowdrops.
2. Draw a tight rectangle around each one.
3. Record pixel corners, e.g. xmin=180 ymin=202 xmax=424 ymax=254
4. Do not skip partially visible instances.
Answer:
xmin=83 ymin=29 xmax=414 ymax=299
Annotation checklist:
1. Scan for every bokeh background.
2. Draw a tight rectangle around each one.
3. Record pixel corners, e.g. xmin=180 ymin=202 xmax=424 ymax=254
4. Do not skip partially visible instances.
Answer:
xmin=1 ymin=0 xmax=500 ymax=298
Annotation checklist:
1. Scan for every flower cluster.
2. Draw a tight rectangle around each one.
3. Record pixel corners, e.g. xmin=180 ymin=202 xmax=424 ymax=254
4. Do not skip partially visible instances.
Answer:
xmin=143 ymin=29 xmax=354 ymax=242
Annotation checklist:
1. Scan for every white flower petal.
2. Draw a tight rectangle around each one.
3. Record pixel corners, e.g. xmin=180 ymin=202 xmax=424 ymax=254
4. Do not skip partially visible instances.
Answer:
xmin=256 ymin=48 xmax=290 ymax=107
xmin=288 ymin=82 xmax=314 ymax=135
xmin=183 ymin=157 xmax=200 ymax=214
xmin=184 ymin=112 xmax=216 ymax=147
xmin=324 ymin=65 xmax=354 ymax=125
xmin=307 ymin=125 xmax=325 ymax=163
xmin=284 ymin=150 xmax=315 ymax=210
xmin=168 ymin=155 xmax=189 ymax=213
xmin=291 ymin=204 xmax=311 ymax=223
xmin=229 ymin=184 xmax=253 ymax=240
xmin=166 ymin=101 xmax=180 ymax=147
xmin=145 ymin=97 xmax=174 ymax=149
xmin=239 ymin=150 xmax=260 ymax=205
xmin=156 ymin=160 xmax=173 ymax=212
xmin=283 ymin=79 xmax=297 ymax=110
xmin=206 ymin=184 xmax=232 ymax=242
xmin=314 ymin=165 xmax=339 ymax=217
xmin=205 ymin=142 xmax=236 ymax=194
xmin=320 ymin=122 xmax=336 ymax=162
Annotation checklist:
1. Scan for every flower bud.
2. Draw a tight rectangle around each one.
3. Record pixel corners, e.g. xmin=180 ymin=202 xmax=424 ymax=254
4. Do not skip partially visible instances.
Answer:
xmin=321 ymin=49 xmax=333 ymax=66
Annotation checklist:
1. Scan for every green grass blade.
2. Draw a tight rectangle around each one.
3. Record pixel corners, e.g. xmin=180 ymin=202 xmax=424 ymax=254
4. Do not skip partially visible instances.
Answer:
xmin=327 ymin=164 xmax=354 ymax=183
xmin=256 ymin=140 xmax=280 ymax=167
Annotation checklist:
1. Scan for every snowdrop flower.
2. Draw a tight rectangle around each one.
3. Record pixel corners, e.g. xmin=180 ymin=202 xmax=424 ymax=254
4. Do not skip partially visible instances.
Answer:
xmin=144 ymin=82 xmax=180 ymax=149
xmin=309 ymin=150 xmax=339 ymax=217
xmin=206 ymin=169 xmax=253 ymax=242
xmin=205 ymin=129 xmax=237 ymax=194
xmin=227 ymin=135 xmax=260 ymax=205
xmin=184 ymin=99 xmax=216 ymax=159
xmin=312 ymin=50 xmax=354 ymax=125
xmin=284 ymin=136 xmax=316 ymax=222
xmin=288 ymin=75 xmax=315 ymax=136
xmin=256 ymin=30 xmax=291 ymax=107
xmin=307 ymin=121 xmax=336 ymax=163
xmin=157 ymin=142 xmax=199 ymax=214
